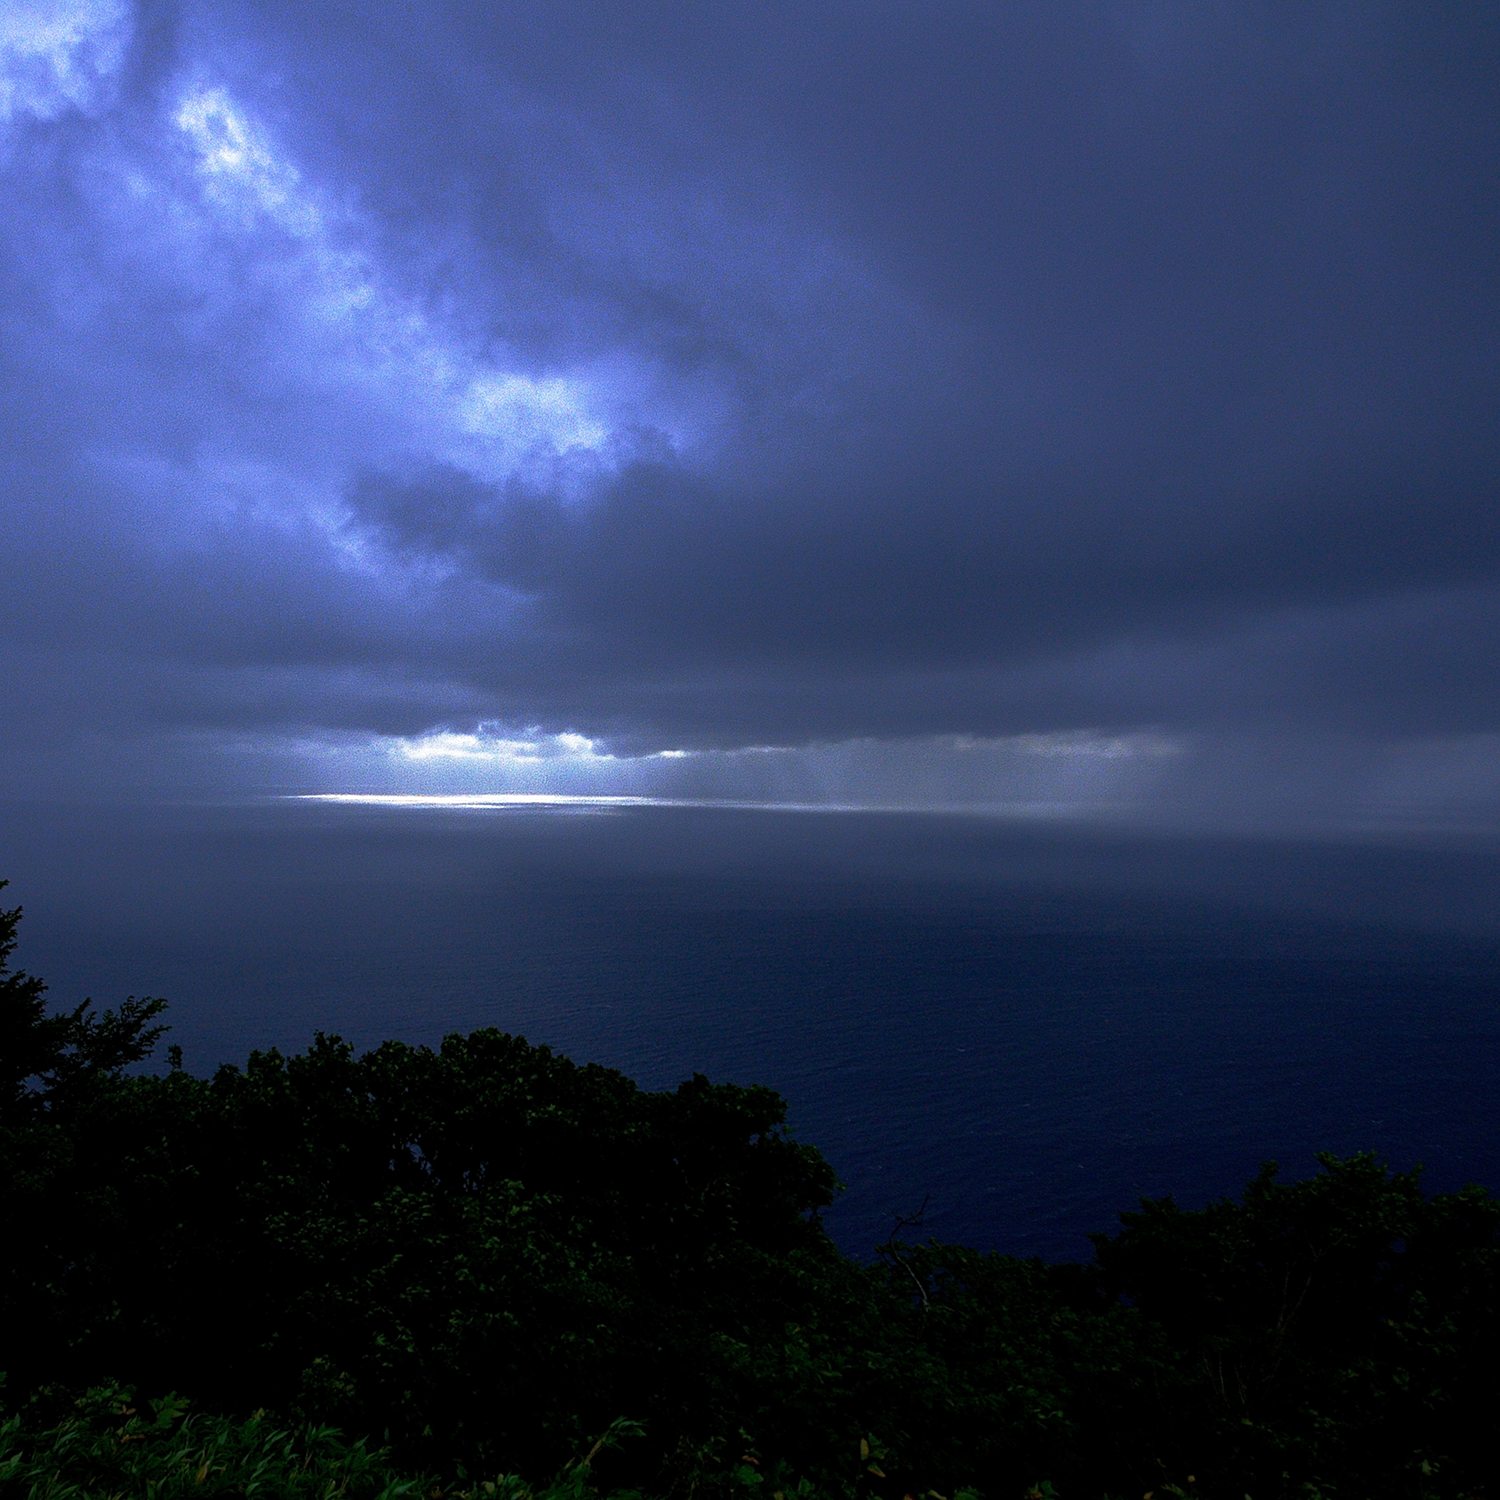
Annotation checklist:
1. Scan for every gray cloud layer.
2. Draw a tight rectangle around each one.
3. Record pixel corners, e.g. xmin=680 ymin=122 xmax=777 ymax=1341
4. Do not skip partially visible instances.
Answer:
xmin=2 ymin=1 xmax=1498 ymax=815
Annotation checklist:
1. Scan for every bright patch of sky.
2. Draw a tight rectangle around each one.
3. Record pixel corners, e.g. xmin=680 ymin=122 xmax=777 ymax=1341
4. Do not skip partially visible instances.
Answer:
xmin=175 ymin=86 xmax=321 ymax=234
xmin=5 ymin=56 xmax=640 ymax=569
xmin=0 ymin=45 xmax=689 ymax=620
xmin=0 ymin=0 xmax=129 ymax=125
xmin=394 ymin=729 xmax=604 ymax=765
xmin=165 ymin=83 xmax=613 ymax=482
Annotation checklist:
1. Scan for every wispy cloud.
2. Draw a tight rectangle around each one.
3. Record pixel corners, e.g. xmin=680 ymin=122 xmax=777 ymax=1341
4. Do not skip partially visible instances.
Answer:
xmin=161 ymin=82 xmax=617 ymax=478
xmin=0 ymin=0 xmax=129 ymax=126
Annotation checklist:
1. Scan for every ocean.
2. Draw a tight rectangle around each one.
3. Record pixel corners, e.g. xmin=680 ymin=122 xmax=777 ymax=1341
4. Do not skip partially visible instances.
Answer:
xmin=3 ymin=797 xmax=1498 ymax=1261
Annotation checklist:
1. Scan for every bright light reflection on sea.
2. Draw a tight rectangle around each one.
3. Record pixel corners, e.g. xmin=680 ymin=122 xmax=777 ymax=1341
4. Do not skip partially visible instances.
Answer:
xmin=297 ymin=793 xmax=678 ymax=811
xmin=289 ymin=793 xmax=1083 ymax=817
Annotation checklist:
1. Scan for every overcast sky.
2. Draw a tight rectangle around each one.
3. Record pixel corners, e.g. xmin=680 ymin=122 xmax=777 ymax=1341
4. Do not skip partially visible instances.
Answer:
xmin=2 ymin=1 xmax=1497 ymax=825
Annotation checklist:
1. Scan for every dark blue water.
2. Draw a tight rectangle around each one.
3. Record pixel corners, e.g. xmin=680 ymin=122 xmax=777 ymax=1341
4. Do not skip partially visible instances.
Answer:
xmin=3 ymin=798 xmax=1498 ymax=1260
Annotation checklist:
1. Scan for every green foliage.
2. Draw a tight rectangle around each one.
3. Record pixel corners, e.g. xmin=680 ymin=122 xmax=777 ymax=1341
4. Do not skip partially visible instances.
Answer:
xmin=0 ymin=1384 xmax=646 ymax=1500
xmin=2 ymin=886 xmax=1498 ymax=1500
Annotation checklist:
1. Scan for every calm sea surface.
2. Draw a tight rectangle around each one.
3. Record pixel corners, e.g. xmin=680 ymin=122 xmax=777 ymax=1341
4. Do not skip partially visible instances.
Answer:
xmin=4 ymin=799 xmax=1498 ymax=1260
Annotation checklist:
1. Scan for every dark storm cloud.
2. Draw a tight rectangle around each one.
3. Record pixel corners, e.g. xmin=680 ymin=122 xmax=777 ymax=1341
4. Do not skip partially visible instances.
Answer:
xmin=1 ymin=0 xmax=1497 ymax=809
xmin=347 ymin=428 xmax=1499 ymax=749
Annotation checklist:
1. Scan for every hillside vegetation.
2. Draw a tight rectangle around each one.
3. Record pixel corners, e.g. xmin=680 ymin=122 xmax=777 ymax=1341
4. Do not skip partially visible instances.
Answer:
xmin=2 ymin=884 xmax=1497 ymax=1499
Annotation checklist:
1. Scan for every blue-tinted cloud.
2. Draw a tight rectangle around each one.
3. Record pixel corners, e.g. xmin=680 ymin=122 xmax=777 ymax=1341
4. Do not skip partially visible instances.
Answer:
xmin=1 ymin=1 xmax=1497 ymax=824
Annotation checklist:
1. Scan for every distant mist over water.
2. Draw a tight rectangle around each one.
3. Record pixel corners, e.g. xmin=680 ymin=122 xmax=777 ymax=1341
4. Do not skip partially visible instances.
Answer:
xmin=4 ymin=798 xmax=1498 ymax=1260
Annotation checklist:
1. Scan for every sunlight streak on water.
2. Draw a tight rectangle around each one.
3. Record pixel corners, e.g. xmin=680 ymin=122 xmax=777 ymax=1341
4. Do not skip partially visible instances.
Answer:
xmin=290 ymin=792 xmax=1086 ymax=817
